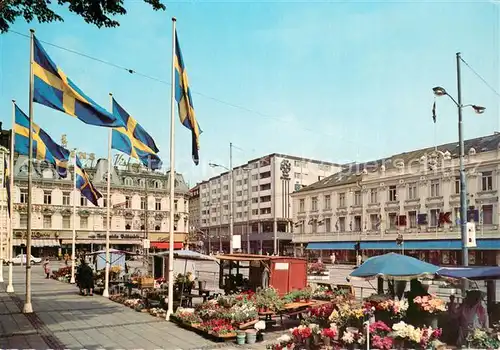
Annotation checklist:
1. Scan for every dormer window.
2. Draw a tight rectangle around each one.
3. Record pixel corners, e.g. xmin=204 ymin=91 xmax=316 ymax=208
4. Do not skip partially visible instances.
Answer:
xmin=124 ymin=177 xmax=133 ymax=186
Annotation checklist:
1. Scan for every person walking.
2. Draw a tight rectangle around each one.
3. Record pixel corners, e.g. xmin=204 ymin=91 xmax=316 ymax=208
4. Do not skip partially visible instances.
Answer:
xmin=42 ymin=258 xmax=51 ymax=279
xmin=79 ymin=259 xmax=94 ymax=296
xmin=330 ymin=253 xmax=336 ymax=265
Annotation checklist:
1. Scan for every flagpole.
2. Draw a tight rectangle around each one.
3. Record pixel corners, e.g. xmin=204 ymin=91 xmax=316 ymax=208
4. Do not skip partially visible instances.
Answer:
xmin=23 ymin=28 xmax=35 ymax=314
xmin=6 ymin=100 xmax=15 ymax=294
xmin=70 ymin=150 xmax=77 ymax=284
xmin=166 ymin=17 xmax=177 ymax=320
xmin=102 ymin=94 xmax=113 ymax=298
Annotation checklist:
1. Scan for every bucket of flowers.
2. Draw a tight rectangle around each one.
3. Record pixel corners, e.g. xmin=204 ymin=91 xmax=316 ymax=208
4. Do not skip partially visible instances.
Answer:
xmin=340 ymin=327 xmax=365 ymax=350
xmin=321 ymin=324 xmax=338 ymax=347
xmin=391 ymin=321 xmax=442 ymax=349
xmin=369 ymin=321 xmax=394 ymax=350
xmin=364 ymin=294 xmax=408 ymax=326
xmin=305 ymin=303 xmax=335 ymax=328
xmin=413 ymin=295 xmax=446 ymax=328
xmin=231 ymin=303 xmax=258 ymax=328
xmin=266 ymin=334 xmax=294 ymax=350
xmin=290 ymin=324 xmax=313 ymax=347
xmin=466 ymin=328 xmax=500 ymax=349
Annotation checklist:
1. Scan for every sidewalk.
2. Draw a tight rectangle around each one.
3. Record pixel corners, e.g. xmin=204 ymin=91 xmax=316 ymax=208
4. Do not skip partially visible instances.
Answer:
xmin=1 ymin=265 xmax=268 ymax=350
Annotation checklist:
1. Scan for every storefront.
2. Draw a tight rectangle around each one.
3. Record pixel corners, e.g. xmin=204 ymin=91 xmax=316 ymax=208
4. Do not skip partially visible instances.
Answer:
xmin=306 ymin=239 xmax=500 ymax=266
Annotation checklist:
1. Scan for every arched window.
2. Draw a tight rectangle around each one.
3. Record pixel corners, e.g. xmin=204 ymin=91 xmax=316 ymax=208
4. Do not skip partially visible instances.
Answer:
xmin=139 ymin=179 xmax=146 ymax=188
xmin=155 ymin=180 xmax=162 ymax=189
xmin=124 ymin=177 xmax=133 ymax=186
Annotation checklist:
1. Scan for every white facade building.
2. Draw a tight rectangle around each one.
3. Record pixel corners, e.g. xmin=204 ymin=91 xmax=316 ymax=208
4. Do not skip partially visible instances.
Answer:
xmin=196 ymin=153 xmax=342 ymax=254
xmin=291 ymin=133 xmax=500 ymax=266
xmin=9 ymin=154 xmax=190 ymax=257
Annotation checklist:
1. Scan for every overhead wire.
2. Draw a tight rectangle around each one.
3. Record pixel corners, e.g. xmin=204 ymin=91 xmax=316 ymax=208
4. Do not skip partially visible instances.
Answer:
xmin=460 ymin=57 xmax=500 ymax=100
xmin=6 ymin=29 xmax=349 ymax=143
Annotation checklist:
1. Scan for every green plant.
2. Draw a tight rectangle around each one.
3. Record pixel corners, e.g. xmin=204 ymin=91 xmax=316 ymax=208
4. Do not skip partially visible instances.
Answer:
xmin=255 ymin=287 xmax=284 ymax=311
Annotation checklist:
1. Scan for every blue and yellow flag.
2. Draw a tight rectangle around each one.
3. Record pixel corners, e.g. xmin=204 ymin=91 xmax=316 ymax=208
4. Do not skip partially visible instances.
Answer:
xmin=174 ymin=30 xmax=201 ymax=165
xmin=75 ymin=156 xmax=101 ymax=206
xmin=4 ymin=156 xmax=10 ymax=217
xmin=111 ymin=98 xmax=162 ymax=170
xmin=14 ymin=105 xmax=70 ymax=178
xmin=32 ymin=36 xmax=121 ymax=127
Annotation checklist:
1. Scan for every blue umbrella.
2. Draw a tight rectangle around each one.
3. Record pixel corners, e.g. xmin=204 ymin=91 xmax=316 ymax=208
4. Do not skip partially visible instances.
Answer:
xmin=349 ymin=253 xmax=439 ymax=281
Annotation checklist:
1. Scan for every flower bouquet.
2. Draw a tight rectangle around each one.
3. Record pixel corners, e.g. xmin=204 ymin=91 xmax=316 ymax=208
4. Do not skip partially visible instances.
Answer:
xmin=290 ymin=324 xmax=313 ymax=346
xmin=230 ymin=303 xmax=258 ymax=326
xmin=369 ymin=321 xmax=394 ymax=350
xmin=466 ymin=328 xmax=500 ymax=349
xmin=413 ymin=295 xmax=446 ymax=314
xmin=364 ymin=294 xmax=408 ymax=325
xmin=321 ymin=324 xmax=338 ymax=346
xmin=391 ymin=321 xmax=442 ymax=349
xmin=341 ymin=327 xmax=365 ymax=349
xmin=308 ymin=262 xmax=326 ymax=275
xmin=266 ymin=334 xmax=294 ymax=350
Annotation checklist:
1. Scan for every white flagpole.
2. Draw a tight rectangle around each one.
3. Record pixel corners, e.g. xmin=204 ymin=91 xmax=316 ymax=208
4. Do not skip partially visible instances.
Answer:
xmin=102 ymin=94 xmax=113 ymax=298
xmin=70 ymin=150 xmax=77 ymax=284
xmin=166 ymin=17 xmax=177 ymax=320
xmin=6 ymin=100 xmax=15 ymax=293
xmin=23 ymin=28 xmax=35 ymax=314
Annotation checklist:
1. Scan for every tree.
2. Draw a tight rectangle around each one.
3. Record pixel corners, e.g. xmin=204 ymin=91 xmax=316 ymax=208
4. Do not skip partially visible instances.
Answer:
xmin=0 ymin=0 xmax=166 ymax=33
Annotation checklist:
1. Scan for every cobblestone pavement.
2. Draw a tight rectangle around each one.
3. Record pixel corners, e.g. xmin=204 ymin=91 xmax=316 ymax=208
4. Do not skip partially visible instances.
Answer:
xmin=1 ymin=265 xmax=264 ymax=350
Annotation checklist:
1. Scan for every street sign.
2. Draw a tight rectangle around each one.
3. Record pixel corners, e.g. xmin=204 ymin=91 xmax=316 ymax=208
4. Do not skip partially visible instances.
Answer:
xmin=233 ymin=235 xmax=241 ymax=249
xmin=142 ymin=239 xmax=150 ymax=249
xmin=466 ymin=222 xmax=477 ymax=248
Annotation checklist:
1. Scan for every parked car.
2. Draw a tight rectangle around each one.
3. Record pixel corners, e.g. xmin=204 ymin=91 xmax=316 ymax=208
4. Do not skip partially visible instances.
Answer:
xmin=12 ymin=254 xmax=42 ymax=265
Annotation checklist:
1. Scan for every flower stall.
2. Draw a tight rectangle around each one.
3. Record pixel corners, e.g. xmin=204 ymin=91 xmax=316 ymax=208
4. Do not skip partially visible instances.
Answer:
xmin=308 ymin=262 xmax=330 ymax=281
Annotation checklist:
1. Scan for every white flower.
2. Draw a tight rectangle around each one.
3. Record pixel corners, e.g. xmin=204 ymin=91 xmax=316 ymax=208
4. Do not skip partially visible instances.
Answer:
xmin=342 ymin=331 xmax=355 ymax=344
xmin=277 ymin=334 xmax=291 ymax=343
xmin=309 ymin=323 xmax=321 ymax=334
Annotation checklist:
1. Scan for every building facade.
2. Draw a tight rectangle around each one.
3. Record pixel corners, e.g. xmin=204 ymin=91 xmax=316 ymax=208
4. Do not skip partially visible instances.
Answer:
xmin=9 ymin=154 xmax=190 ymax=257
xmin=291 ymin=133 xmax=500 ymax=266
xmin=196 ymin=153 xmax=342 ymax=254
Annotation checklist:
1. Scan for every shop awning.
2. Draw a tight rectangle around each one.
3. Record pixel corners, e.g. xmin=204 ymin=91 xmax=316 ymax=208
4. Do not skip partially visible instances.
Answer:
xmin=13 ymin=239 xmax=60 ymax=247
xmin=151 ymin=242 xmax=184 ymax=249
xmin=307 ymin=239 xmax=500 ymax=251
xmin=307 ymin=242 xmax=357 ymax=250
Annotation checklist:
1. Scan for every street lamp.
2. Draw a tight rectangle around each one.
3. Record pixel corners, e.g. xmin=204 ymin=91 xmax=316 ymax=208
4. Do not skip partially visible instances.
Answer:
xmin=432 ymin=53 xmax=486 ymax=268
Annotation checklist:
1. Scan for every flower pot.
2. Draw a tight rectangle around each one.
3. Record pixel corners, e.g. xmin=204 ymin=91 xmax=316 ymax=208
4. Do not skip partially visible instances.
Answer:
xmin=236 ymin=333 xmax=246 ymax=345
xmin=246 ymin=330 xmax=257 ymax=344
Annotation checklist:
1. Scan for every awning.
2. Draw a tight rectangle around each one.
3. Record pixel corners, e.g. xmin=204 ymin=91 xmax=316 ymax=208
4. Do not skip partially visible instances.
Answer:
xmin=306 ymin=239 xmax=500 ymax=251
xmin=13 ymin=239 xmax=60 ymax=247
xmin=60 ymin=239 xmax=140 ymax=245
xmin=150 ymin=242 xmax=184 ymax=249
xmin=307 ymin=242 xmax=357 ymax=250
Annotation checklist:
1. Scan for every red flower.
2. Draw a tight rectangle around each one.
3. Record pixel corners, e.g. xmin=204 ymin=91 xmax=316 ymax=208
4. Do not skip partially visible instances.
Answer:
xmin=372 ymin=335 xmax=394 ymax=350
xmin=369 ymin=321 xmax=391 ymax=334
xmin=321 ymin=328 xmax=337 ymax=339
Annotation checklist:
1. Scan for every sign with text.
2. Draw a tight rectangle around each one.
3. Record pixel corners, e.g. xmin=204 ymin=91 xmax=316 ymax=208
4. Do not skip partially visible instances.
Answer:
xmin=232 ymin=235 xmax=241 ymax=249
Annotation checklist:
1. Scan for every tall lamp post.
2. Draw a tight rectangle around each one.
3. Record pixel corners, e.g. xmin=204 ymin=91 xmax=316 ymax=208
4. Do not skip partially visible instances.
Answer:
xmin=433 ymin=52 xmax=486 ymax=267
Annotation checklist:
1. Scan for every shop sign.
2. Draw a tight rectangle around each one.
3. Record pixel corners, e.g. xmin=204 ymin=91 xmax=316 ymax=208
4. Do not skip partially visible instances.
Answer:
xmin=14 ymin=231 xmax=52 ymax=239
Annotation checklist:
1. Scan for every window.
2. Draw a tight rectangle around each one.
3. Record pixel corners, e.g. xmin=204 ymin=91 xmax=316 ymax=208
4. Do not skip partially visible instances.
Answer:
xmin=388 ymin=213 xmax=397 ymax=229
xmin=338 ymin=217 xmax=346 ymax=232
xmin=223 ymin=195 xmax=229 ymax=200
xmin=354 ymin=215 xmax=362 ymax=231
xmin=125 ymin=196 xmax=131 ymax=209
xmin=125 ymin=220 xmax=132 ymax=230
xmin=20 ymin=189 xmax=28 ymax=204
xmin=20 ymin=214 xmax=27 ymax=228
xmin=139 ymin=179 xmax=146 ymax=188
xmin=124 ymin=177 xmax=133 ymax=186
xmin=370 ymin=189 xmax=378 ymax=204
xmin=103 ymin=217 xmax=110 ymax=230
xmin=102 ymin=196 xmax=108 ymax=208
xmin=430 ymin=180 xmax=440 ymax=197
xmin=80 ymin=196 xmax=87 ymax=206
xmin=141 ymin=197 xmax=146 ymax=210
xmin=311 ymin=219 xmax=318 ymax=233
xmin=354 ymin=191 xmax=362 ymax=206
xmin=370 ymin=214 xmax=379 ymax=230
xmin=252 ymin=197 xmax=258 ymax=204
xmin=482 ymin=171 xmax=493 ymax=191
xmin=223 ymin=185 xmax=229 ymax=191
xmin=252 ymin=209 xmax=258 ymax=215
xmin=260 ymin=196 xmax=271 ymax=203
xmin=299 ymin=199 xmax=305 ymax=212
xmin=252 ymin=186 xmax=258 ymax=192
xmin=338 ymin=193 xmax=346 ymax=207
xmin=154 ymin=180 xmax=162 ymax=189
xmin=408 ymin=211 xmax=417 ymax=228
xmin=62 ymin=216 xmax=70 ymax=229
xmin=43 ymin=190 xmax=52 ymax=205
xmin=155 ymin=199 xmax=162 ymax=211
xmin=311 ymin=197 xmax=318 ymax=211
xmin=324 ymin=195 xmax=331 ymax=210
xmin=294 ymin=173 xmax=302 ymax=179
xmin=482 ymin=205 xmax=493 ymax=225
xmin=454 ymin=207 xmax=460 ymax=225
xmin=388 ymin=185 xmax=397 ymax=202
xmin=454 ymin=176 xmax=460 ymax=194
xmin=408 ymin=183 xmax=417 ymax=200
xmin=325 ymin=218 xmax=331 ymax=232
xmin=174 ymin=200 xmax=178 ymax=211
xmin=62 ymin=192 xmax=70 ymax=205
xmin=236 ymin=180 xmax=242 ymax=186
xmin=260 ymin=208 xmax=271 ymax=215
xmin=43 ymin=215 xmax=51 ymax=228
xmin=430 ymin=209 xmax=440 ymax=227
xmin=260 ymin=183 xmax=271 ymax=191
xmin=80 ymin=216 xmax=88 ymax=229
xmin=260 ymin=171 xmax=271 ymax=179
xmin=251 ymin=174 xmax=258 ymax=181
xmin=236 ymin=191 xmax=242 ymax=197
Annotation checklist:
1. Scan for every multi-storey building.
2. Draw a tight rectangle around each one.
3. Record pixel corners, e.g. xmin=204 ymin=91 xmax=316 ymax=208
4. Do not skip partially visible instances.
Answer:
xmin=9 ymin=154 xmax=190 ymax=257
xmin=197 ymin=154 xmax=342 ymax=254
xmin=291 ymin=133 xmax=500 ymax=266
xmin=187 ymin=184 xmax=202 ymax=248
xmin=0 ymin=147 xmax=8 ymax=262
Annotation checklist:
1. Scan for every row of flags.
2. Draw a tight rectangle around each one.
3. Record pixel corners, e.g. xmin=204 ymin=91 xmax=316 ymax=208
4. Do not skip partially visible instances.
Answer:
xmin=6 ymin=28 xmax=201 ymax=208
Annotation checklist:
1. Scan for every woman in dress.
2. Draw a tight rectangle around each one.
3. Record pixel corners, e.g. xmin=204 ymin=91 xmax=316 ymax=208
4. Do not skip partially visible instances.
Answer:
xmin=42 ymin=258 xmax=50 ymax=279
xmin=456 ymin=290 xmax=488 ymax=346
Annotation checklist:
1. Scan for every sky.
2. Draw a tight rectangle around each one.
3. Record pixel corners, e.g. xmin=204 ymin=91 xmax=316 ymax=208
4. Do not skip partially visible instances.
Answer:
xmin=0 ymin=0 xmax=499 ymax=186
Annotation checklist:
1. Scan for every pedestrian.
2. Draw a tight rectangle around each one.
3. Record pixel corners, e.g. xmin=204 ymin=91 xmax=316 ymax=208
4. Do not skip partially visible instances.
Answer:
xmin=43 ymin=258 xmax=50 ymax=279
xmin=64 ymin=253 xmax=69 ymax=266
xmin=356 ymin=254 xmax=362 ymax=267
xmin=78 ymin=259 xmax=94 ymax=296
xmin=330 ymin=253 xmax=336 ymax=265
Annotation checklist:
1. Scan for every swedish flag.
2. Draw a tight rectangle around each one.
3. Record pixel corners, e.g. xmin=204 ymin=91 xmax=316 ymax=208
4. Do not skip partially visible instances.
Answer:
xmin=174 ymin=30 xmax=201 ymax=165
xmin=75 ymin=156 xmax=101 ymax=206
xmin=112 ymin=98 xmax=162 ymax=170
xmin=32 ymin=36 xmax=121 ymax=127
xmin=14 ymin=105 xmax=70 ymax=178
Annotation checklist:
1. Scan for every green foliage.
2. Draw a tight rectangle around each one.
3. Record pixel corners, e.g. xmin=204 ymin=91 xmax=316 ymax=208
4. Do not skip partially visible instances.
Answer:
xmin=0 ymin=0 xmax=166 ymax=33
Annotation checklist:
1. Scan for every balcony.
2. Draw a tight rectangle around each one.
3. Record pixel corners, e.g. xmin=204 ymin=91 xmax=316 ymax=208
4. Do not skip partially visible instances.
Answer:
xmin=384 ymin=201 xmax=400 ymax=210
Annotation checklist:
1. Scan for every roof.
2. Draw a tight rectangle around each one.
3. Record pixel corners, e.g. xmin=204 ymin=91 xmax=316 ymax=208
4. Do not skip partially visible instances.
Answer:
xmin=296 ymin=132 xmax=500 ymax=194
xmin=215 ymin=253 xmax=307 ymax=262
